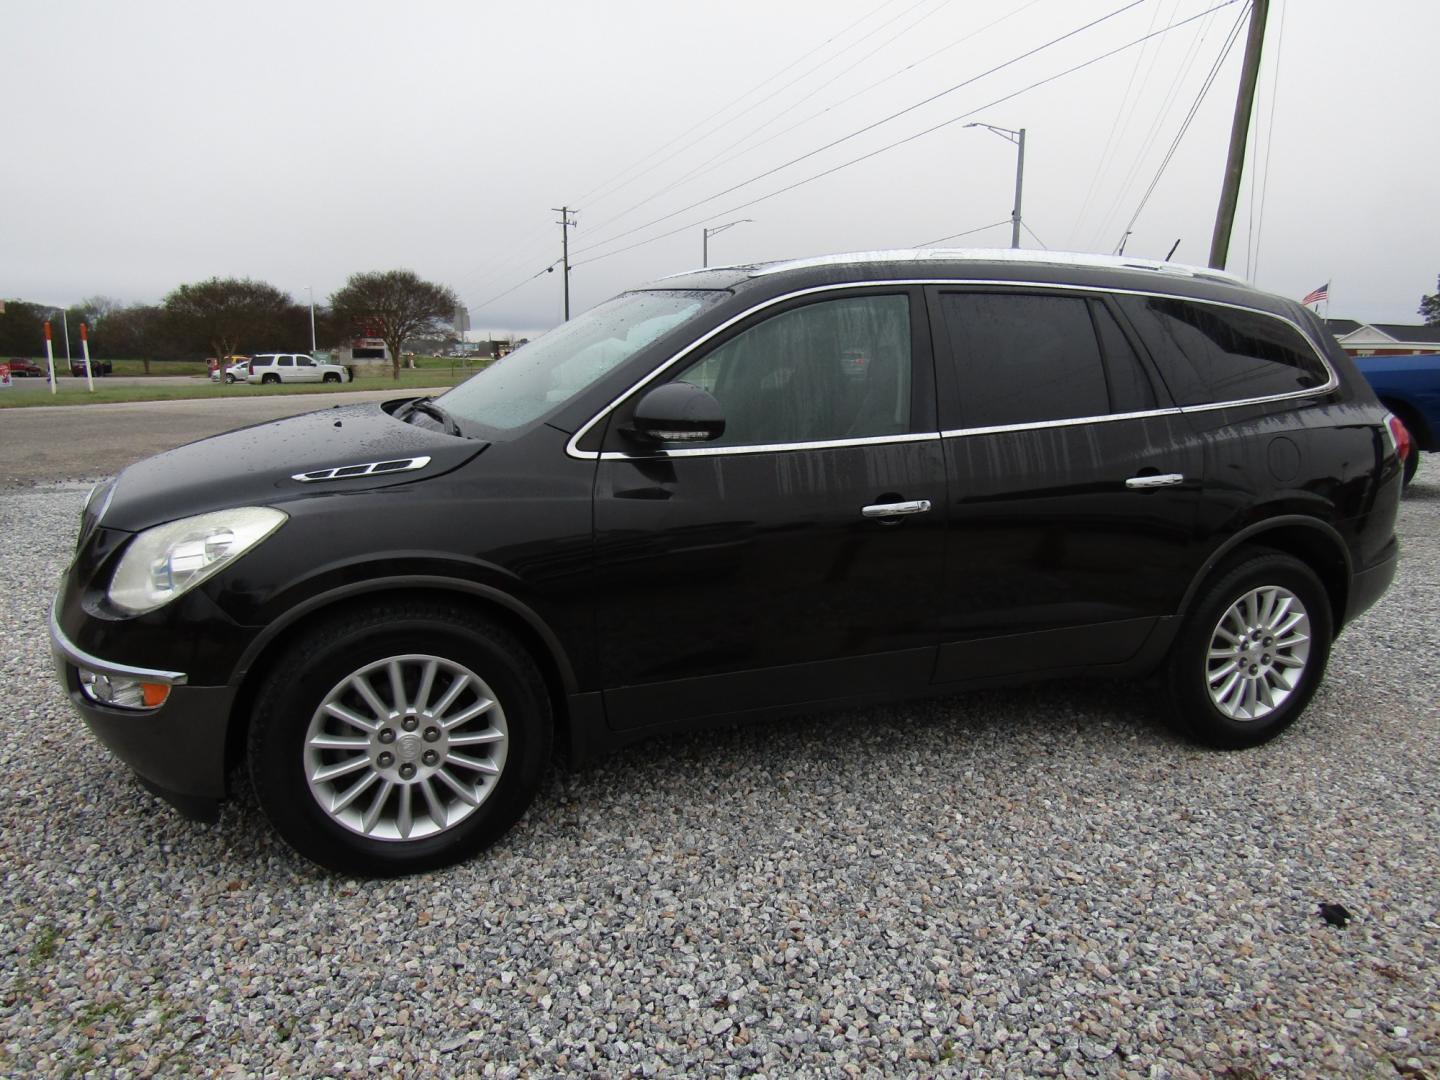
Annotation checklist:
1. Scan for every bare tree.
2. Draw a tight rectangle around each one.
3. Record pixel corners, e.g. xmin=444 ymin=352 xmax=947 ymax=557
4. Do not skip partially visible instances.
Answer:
xmin=79 ymin=295 xmax=124 ymax=326
xmin=330 ymin=270 xmax=459 ymax=380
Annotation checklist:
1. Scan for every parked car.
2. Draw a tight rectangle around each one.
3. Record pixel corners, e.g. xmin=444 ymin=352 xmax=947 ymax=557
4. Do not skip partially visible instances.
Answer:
xmin=223 ymin=359 xmax=251 ymax=383
xmin=70 ymin=358 xmax=113 ymax=377
xmin=50 ymin=250 xmax=1405 ymax=875
xmin=247 ymin=353 xmax=350 ymax=385
xmin=7 ymin=358 xmax=45 ymax=377
xmin=1351 ymin=352 xmax=1438 ymax=487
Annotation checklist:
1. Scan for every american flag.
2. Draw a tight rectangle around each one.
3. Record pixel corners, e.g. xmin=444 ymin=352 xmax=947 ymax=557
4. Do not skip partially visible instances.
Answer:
xmin=1301 ymin=282 xmax=1330 ymax=306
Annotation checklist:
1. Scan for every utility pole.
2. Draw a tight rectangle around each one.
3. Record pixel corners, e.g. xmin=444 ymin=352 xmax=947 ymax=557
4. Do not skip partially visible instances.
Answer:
xmin=965 ymin=123 xmax=1025 ymax=249
xmin=1209 ymin=0 xmax=1269 ymax=271
xmin=553 ymin=206 xmax=578 ymax=320
xmin=702 ymin=219 xmax=753 ymax=267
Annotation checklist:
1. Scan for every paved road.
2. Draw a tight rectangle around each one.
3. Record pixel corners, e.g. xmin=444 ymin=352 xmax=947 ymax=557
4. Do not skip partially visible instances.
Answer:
xmin=0 ymin=388 xmax=448 ymax=484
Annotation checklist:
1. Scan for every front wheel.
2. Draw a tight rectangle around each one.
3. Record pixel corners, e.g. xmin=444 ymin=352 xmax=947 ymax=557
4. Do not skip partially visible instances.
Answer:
xmin=322 ymin=372 xmax=341 ymax=384
xmin=247 ymin=603 xmax=552 ymax=875
xmin=1165 ymin=551 xmax=1332 ymax=749
xmin=225 ymin=374 xmax=236 ymax=384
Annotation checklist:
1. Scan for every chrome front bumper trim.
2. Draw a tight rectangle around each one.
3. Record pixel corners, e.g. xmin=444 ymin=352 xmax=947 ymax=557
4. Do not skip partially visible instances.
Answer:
xmin=49 ymin=601 xmax=189 ymax=686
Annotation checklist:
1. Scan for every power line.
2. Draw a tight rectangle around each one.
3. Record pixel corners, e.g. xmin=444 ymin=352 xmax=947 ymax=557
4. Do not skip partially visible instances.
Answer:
xmin=571 ymin=0 xmax=1243 ymax=271
xmin=1114 ymin=2 xmax=1248 ymax=252
xmin=577 ymin=0 xmax=915 ymax=211
xmin=1086 ymin=0 xmax=1218 ymax=252
xmin=1248 ymin=0 xmax=1285 ymax=278
xmin=470 ymin=262 xmax=559 ymax=318
xmin=581 ymin=0 xmax=953 ymax=239
xmin=449 ymin=0 xmax=909 ymax=298
xmin=570 ymin=0 xmax=1152 ymax=260
xmin=1069 ymin=0 xmax=1167 ymax=245
xmin=1022 ymin=221 xmax=1050 ymax=249
xmin=916 ymin=219 xmax=1013 ymax=246
xmin=716 ymin=0 xmax=1048 ymax=181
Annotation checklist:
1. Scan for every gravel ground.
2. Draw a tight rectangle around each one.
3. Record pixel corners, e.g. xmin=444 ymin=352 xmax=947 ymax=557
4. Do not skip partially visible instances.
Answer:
xmin=1 ymin=467 xmax=1437 ymax=1078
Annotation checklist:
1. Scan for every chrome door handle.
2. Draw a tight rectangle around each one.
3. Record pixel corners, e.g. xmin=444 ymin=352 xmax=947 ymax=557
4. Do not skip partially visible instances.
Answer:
xmin=862 ymin=499 xmax=932 ymax=518
xmin=1125 ymin=473 xmax=1185 ymax=489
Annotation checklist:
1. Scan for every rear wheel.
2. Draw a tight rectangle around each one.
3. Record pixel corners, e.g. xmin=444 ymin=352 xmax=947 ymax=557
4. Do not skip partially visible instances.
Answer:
xmin=247 ymin=602 xmax=551 ymax=875
xmin=1165 ymin=551 xmax=1332 ymax=749
xmin=261 ymin=373 xmax=280 ymax=385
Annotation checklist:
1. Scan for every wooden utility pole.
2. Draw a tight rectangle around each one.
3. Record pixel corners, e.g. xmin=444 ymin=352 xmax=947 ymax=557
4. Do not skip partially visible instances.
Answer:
xmin=1208 ymin=0 xmax=1269 ymax=271
xmin=553 ymin=206 xmax=577 ymax=320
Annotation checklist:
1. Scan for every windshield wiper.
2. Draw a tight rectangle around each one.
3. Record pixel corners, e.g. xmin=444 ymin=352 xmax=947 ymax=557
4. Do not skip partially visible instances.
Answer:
xmin=399 ymin=396 xmax=463 ymax=437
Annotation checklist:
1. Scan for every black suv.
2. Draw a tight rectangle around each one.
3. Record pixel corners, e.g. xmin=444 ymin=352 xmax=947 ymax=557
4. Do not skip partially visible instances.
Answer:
xmin=50 ymin=251 xmax=1406 ymax=874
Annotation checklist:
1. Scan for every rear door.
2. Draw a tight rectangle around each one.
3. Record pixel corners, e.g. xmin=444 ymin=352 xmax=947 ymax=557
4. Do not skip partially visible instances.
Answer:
xmin=927 ymin=285 xmax=1206 ymax=682
xmin=591 ymin=287 xmax=949 ymax=729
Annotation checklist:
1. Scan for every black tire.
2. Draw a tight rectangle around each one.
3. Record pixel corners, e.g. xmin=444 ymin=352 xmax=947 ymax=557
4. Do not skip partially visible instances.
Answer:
xmin=322 ymin=372 xmax=341 ymax=384
xmin=1165 ymin=550 xmax=1332 ymax=749
xmin=1402 ymin=449 xmax=1419 ymax=488
xmin=225 ymin=374 xmax=236 ymax=384
xmin=247 ymin=602 xmax=552 ymax=876
xmin=261 ymin=373 xmax=280 ymax=385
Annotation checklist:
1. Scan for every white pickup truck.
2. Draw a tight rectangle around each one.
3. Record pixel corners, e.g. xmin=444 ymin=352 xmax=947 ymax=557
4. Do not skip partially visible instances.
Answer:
xmin=246 ymin=353 xmax=351 ymax=385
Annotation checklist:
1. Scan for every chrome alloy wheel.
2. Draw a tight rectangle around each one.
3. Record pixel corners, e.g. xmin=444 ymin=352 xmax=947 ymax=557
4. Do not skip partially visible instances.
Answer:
xmin=1205 ymin=585 xmax=1311 ymax=722
xmin=303 ymin=654 xmax=509 ymax=841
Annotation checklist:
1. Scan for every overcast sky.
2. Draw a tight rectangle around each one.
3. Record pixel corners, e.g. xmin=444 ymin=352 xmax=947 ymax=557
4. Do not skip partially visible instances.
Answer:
xmin=4 ymin=0 xmax=1436 ymax=336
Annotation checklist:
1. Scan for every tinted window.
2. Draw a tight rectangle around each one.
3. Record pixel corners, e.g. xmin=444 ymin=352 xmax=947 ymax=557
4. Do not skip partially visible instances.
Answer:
xmin=1093 ymin=302 xmax=1158 ymax=413
xmin=1124 ymin=297 xmax=1330 ymax=406
xmin=938 ymin=292 xmax=1109 ymax=428
xmin=297 ymin=355 xmax=315 ymax=366
xmin=675 ymin=294 xmax=911 ymax=447
xmin=279 ymin=355 xmax=295 ymax=367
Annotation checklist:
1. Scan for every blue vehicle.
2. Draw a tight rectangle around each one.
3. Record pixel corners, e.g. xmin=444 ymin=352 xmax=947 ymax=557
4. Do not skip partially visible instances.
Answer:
xmin=1353 ymin=352 xmax=1439 ymax=486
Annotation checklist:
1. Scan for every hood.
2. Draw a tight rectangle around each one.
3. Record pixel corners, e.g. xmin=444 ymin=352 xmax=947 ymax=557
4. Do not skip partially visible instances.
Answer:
xmin=101 ymin=402 xmax=488 ymax=532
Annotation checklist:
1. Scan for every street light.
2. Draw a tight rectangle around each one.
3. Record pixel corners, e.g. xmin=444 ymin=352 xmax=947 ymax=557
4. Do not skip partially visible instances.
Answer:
xmin=702 ymin=219 xmax=753 ymax=267
xmin=965 ymin=122 xmax=1026 ymax=249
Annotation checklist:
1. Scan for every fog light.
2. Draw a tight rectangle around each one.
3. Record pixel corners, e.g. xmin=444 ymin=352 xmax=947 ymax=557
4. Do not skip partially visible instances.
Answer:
xmin=78 ymin=669 xmax=171 ymax=710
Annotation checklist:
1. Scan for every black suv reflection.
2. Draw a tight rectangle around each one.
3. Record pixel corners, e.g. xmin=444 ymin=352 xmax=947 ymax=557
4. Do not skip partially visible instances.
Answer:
xmin=50 ymin=251 xmax=1406 ymax=875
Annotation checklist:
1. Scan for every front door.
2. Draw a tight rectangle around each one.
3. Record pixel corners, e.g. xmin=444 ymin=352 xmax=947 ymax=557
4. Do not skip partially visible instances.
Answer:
xmin=591 ymin=287 xmax=948 ymax=729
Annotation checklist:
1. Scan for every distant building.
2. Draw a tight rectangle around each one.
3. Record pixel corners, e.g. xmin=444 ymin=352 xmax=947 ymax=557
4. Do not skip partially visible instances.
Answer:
xmin=1326 ymin=319 xmax=1440 ymax=356
xmin=336 ymin=338 xmax=391 ymax=367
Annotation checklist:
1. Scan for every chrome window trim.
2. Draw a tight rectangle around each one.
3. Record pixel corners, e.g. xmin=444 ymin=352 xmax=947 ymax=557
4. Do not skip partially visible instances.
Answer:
xmin=595 ymin=431 xmax=941 ymax=461
xmin=941 ymin=407 xmax=1186 ymax=440
xmin=49 ymin=602 xmax=189 ymax=686
xmin=566 ymin=278 xmax=1338 ymax=462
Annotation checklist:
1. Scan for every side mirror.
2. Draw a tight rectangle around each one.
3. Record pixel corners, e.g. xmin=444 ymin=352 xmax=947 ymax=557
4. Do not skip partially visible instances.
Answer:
xmin=626 ymin=382 xmax=725 ymax=443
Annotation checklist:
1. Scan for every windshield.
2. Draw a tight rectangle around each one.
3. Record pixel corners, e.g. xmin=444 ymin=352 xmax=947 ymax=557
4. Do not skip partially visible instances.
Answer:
xmin=437 ymin=289 xmax=726 ymax=431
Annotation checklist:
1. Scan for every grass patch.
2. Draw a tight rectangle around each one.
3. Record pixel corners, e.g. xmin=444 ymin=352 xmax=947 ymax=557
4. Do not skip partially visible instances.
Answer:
xmin=0 ymin=367 xmax=477 ymax=408
xmin=29 ymin=926 xmax=59 ymax=967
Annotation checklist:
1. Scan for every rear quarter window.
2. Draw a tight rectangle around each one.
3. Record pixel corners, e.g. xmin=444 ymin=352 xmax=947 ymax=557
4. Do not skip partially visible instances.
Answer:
xmin=1119 ymin=296 xmax=1331 ymax=406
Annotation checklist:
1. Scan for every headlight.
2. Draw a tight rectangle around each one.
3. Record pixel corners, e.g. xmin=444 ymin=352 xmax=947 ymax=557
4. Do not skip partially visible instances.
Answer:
xmin=108 ymin=507 xmax=287 ymax=615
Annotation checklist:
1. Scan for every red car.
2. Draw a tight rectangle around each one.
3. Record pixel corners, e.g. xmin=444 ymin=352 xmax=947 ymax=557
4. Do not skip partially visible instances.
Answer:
xmin=6 ymin=358 xmax=46 ymax=377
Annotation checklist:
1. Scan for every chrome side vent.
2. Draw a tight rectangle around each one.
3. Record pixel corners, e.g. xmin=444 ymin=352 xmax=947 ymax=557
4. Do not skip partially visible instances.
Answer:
xmin=292 ymin=456 xmax=432 ymax=483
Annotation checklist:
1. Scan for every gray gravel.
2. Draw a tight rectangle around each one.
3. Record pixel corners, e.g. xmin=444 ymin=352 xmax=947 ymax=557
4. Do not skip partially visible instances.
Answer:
xmin=1 ymin=465 xmax=1437 ymax=1078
